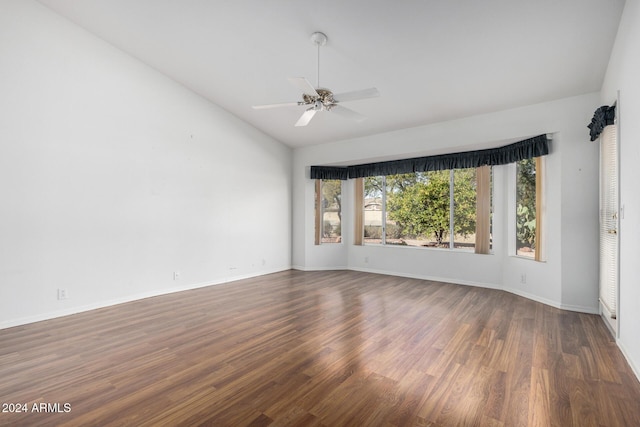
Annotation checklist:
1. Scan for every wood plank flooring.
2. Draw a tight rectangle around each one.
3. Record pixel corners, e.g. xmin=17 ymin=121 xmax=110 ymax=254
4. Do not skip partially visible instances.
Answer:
xmin=1 ymin=270 xmax=639 ymax=426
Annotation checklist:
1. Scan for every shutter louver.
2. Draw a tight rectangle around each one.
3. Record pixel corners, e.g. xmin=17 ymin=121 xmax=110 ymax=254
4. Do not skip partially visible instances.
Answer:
xmin=599 ymin=125 xmax=618 ymax=318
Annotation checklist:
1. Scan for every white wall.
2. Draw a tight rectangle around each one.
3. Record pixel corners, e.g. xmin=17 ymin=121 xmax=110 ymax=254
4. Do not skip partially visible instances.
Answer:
xmin=601 ymin=0 xmax=640 ymax=378
xmin=0 ymin=0 xmax=292 ymax=328
xmin=293 ymin=93 xmax=600 ymax=313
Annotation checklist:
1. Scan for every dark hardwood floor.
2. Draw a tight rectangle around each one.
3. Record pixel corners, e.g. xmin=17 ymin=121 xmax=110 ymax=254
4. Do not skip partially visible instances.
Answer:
xmin=1 ymin=270 xmax=639 ymax=426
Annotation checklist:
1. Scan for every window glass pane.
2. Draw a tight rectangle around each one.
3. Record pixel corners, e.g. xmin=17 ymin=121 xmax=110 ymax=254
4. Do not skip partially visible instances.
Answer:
xmin=363 ymin=177 xmax=383 ymax=244
xmin=387 ymin=171 xmax=450 ymax=248
xmin=384 ymin=174 xmax=414 ymax=246
xmin=516 ymin=159 xmax=536 ymax=257
xmin=453 ymin=168 xmax=477 ymax=251
xmin=321 ymin=179 xmax=341 ymax=243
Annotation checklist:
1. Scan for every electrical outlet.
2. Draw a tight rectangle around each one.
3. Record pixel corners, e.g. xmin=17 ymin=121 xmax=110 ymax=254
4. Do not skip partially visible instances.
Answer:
xmin=173 ymin=271 xmax=180 ymax=280
xmin=57 ymin=288 xmax=68 ymax=300
xmin=521 ymin=274 xmax=527 ymax=284
xmin=364 ymin=256 xmax=369 ymax=263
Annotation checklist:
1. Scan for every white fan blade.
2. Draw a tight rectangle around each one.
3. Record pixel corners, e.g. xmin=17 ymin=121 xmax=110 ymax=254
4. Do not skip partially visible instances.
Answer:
xmin=288 ymin=77 xmax=319 ymax=96
xmin=252 ymin=102 xmax=300 ymax=110
xmin=295 ymin=108 xmax=317 ymax=127
xmin=330 ymin=105 xmax=367 ymax=122
xmin=333 ymin=87 xmax=380 ymax=103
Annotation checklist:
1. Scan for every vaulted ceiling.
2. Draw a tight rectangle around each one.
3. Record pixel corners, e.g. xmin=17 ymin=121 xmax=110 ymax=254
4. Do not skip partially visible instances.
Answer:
xmin=38 ymin=0 xmax=625 ymax=148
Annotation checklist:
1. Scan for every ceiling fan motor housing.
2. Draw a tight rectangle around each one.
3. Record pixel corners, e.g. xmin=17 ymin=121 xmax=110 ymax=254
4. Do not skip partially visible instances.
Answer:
xmin=303 ymin=88 xmax=334 ymax=106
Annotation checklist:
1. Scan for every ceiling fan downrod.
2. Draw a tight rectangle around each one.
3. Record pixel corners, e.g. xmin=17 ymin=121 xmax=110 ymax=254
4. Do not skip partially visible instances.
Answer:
xmin=310 ymin=32 xmax=327 ymax=89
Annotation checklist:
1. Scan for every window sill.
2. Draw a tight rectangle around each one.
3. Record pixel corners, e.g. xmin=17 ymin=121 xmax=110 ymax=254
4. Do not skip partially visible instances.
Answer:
xmin=511 ymin=254 xmax=545 ymax=262
xmin=363 ymin=242 xmax=493 ymax=255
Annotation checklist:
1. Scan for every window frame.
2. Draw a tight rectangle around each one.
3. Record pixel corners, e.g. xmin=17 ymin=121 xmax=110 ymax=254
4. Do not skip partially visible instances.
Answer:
xmin=314 ymin=179 xmax=343 ymax=245
xmin=510 ymin=157 xmax=545 ymax=261
xmin=358 ymin=167 xmax=492 ymax=253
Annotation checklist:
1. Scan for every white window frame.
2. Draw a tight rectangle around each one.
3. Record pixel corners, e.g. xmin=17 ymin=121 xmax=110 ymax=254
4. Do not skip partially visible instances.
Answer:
xmin=314 ymin=179 xmax=343 ymax=245
xmin=509 ymin=157 xmax=545 ymax=261
xmin=362 ymin=169 xmax=491 ymax=252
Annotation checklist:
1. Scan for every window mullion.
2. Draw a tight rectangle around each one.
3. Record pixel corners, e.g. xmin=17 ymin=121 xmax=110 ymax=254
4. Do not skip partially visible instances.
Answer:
xmin=382 ymin=176 xmax=387 ymax=245
xmin=449 ymin=170 xmax=454 ymax=250
xmin=535 ymin=157 xmax=543 ymax=261
xmin=354 ymin=178 xmax=364 ymax=246
xmin=314 ymin=179 xmax=322 ymax=245
xmin=475 ymin=166 xmax=491 ymax=254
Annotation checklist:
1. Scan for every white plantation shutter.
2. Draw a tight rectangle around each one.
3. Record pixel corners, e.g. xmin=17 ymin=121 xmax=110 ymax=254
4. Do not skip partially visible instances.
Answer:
xmin=599 ymin=125 xmax=618 ymax=318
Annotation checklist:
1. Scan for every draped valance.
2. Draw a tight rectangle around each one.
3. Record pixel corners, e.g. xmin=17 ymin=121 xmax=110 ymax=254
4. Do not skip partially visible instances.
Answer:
xmin=310 ymin=134 xmax=550 ymax=180
xmin=588 ymin=105 xmax=616 ymax=141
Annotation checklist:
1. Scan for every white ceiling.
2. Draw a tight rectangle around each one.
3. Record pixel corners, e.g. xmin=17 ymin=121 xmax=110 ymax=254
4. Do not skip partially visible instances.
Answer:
xmin=37 ymin=0 xmax=625 ymax=148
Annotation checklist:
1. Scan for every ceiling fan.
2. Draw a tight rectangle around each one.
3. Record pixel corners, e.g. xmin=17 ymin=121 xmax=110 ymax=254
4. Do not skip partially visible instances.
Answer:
xmin=252 ymin=32 xmax=380 ymax=127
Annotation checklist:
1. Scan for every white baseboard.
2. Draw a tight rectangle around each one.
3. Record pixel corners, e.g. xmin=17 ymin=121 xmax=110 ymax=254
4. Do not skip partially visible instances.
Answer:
xmin=291 ymin=265 xmax=348 ymax=271
xmin=617 ymin=339 xmax=640 ymax=383
xmin=0 ymin=266 xmax=290 ymax=330
xmin=321 ymin=266 xmax=599 ymax=315
xmin=503 ymin=286 xmax=599 ymax=314
xmin=599 ymin=301 xmax=618 ymax=337
xmin=303 ymin=266 xmax=599 ymax=316
xmin=348 ymin=266 xmax=502 ymax=290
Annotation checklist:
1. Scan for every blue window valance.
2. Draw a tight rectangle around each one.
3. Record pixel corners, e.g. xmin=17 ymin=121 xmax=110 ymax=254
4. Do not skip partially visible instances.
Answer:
xmin=588 ymin=105 xmax=615 ymax=141
xmin=310 ymin=134 xmax=550 ymax=180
